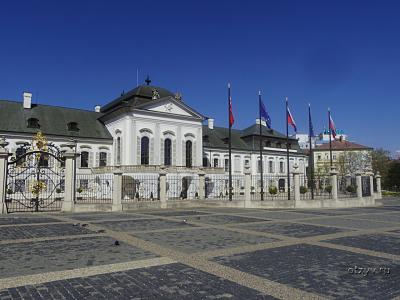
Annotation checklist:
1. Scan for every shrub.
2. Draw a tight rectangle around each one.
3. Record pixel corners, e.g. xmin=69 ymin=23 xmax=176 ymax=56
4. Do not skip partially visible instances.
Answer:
xmin=76 ymin=187 xmax=83 ymax=193
xmin=56 ymin=188 xmax=62 ymax=194
xmin=300 ymin=186 xmax=308 ymax=194
xmin=269 ymin=186 xmax=278 ymax=195
xmin=325 ymin=185 xmax=332 ymax=194
xmin=346 ymin=185 xmax=356 ymax=193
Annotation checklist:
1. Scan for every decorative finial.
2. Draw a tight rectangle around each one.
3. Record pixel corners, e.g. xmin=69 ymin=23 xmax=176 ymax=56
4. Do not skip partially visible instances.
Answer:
xmin=258 ymin=90 xmax=261 ymax=96
xmin=174 ymin=92 xmax=182 ymax=101
xmin=145 ymin=75 xmax=151 ymax=86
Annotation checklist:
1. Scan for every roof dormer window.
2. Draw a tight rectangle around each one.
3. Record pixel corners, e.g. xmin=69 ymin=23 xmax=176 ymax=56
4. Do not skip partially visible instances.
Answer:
xmin=67 ymin=122 xmax=79 ymax=132
xmin=27 ymin=118 xmax=40 ymax=129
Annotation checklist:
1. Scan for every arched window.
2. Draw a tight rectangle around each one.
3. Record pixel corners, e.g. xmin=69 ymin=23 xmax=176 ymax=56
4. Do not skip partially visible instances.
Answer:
xmin=141 ymin=136 xmax=149 ymax=165
xmin=164 ymin=138 xmax=172 ymax=166
xmin=81 ymin=151 xmax=89 ymax=168
xmin=185 ymin=140 xmax=192 ymax=168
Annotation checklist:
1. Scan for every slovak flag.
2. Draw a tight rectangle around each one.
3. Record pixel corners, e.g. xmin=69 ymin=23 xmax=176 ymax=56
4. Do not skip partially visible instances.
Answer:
xmin=228 ymin=84 xmax=234 ymax=127
xmin=287 ymin=105 xmax=297 ymax=133
xmin=329 ymin=111 xmax=337 ymax=138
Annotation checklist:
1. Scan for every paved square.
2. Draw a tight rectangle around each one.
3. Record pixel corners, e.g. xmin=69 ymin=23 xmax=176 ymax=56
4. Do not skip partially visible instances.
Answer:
xmin=213 ymin=243 xmax=400 ymax=299
xmin=0 ymin=236 xmax=158 ymax=278
xmin=134 ymin=227 xmax=279 ymax=253
xmin=234 ymin=222 xmax=351 ymax=238
xmin=0 ymin=263 xmax=275 ymax=300
xmin=176 ymin=214 xmax=269 ymax=225
xmin=323 ymin=233 xmax=400 ymax=255
xmin=0 ymin=223 xmax=92 ymax=240
xmin=92 ymin=218 xmax=198 ymax=232
xmin=0 ymin=197 xmax=399 ymax=299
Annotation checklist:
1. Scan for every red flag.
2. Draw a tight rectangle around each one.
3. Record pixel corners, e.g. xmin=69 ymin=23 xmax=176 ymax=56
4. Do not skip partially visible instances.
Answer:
xmin=329 ymin=111 xmax=337 ymax=138
xmin=287 ymin=106 xmax=297 ymax=132
xmin=229 ymin=95 xmax=234 ymax=127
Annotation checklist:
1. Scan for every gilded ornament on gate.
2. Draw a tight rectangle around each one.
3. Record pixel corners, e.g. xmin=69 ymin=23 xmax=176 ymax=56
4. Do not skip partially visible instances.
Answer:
xmin=30 ymin=180 xmax=47 ymax=196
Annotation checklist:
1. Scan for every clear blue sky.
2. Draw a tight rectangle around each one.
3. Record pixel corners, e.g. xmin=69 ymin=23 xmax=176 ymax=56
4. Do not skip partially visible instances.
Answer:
xmin=1 ymin=0 xmax=398 ymax=155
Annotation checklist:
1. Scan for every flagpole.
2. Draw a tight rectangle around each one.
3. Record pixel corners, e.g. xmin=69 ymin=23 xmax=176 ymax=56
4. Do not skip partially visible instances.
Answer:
xmin=259 ymin=90 xmax=264 ymax=201
xmin=286 ymin=97 xmax=291 ymax=200
xmin=328 ymin=108 xmax=333 ymax=168
xmin=228 ymin=83 xmax=232 ymax=201
xmin=308 ymin=104 xmax=314 ymax=200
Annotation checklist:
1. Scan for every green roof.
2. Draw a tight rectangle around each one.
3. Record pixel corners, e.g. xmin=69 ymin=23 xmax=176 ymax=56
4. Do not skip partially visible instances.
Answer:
xmin=101 ymin=84 xmax=176 ymax=112
xmin=0 ymin=100 xmax=112 ymax=140
xmin=203 ymin=124 xmax=299 ymax=151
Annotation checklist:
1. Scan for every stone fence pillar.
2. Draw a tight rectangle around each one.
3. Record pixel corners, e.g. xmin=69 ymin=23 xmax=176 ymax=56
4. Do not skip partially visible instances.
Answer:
xmin=159 ymin=170 xmax=167 ymax=208
xmin=375 ymin=172 xmax=382 ymax=200
xmin=62 ymin=148 xmax=78 ymax=212
xmin=330 ymin=168 xmax=338 ymax=200
xmin=367 ymin=171 xmax=374 ymax=199
xmin=198 ymin=171 xmax=206 ymax=200
xmin=356 ymin=171 xmax=362 ymax=199
xmin=292 ymin=166 xmax=301 ymax=202
xmin=112 ymin=169 xmax=123 ymax=211
xmin=0 ymin=137 xmax=9 ymax=214
xmin=244 ymin=167 xmax=251 ymax=207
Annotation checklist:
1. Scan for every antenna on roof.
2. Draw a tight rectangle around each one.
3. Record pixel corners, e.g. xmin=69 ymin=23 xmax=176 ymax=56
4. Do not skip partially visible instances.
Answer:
xmin=136 ymin=68 xmax=139 ymax=87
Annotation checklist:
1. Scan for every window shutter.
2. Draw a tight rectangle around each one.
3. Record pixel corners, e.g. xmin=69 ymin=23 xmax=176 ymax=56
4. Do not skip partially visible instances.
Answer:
xmin=95 ymin=152 xmax=100 ymax=167
xmin=193 ymin=141 xmax=197 ymax=166
xmin=107 ymin=152 xmax=111 ymax=166
xmin=149 ymin=137 xmax=154 ymax=165
xmin=89 ymin=151 xmax=94 ymax=167
xmin=160 ymin=138 xmax=164 ymax=165
xmin=137 ymin=137 xmax=141 ymax=165
xmin=182 ymin=141 xmax=186 ymax=166
xmin=172 ymin=140 xmax=176 ymax=166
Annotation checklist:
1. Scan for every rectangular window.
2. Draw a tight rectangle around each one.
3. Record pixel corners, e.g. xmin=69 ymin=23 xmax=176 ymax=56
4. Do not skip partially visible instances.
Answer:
xmin=224 ymin=159 xmax=229 ymax=172
xmin=257 ymin=160 xmax=262 ymax=173
xmin=269 ymin=160 xmax=274 ymax=173
xmin=80 ymin=151 xmax=89 ymax=168
xmin=280 ymin=161 xmax=284 ymax=173
xmin=99 ymin=152 xmax=107 ymax=167
xmin=213 ymin=158 xmax=219 ymax=168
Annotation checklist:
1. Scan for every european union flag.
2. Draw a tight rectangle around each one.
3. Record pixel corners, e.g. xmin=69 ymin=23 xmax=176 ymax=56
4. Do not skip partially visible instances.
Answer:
xmin=259 ymin=98 xmax=272 ymax=129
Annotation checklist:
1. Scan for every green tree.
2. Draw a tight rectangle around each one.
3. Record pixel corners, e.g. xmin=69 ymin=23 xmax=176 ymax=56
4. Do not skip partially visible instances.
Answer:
xmin=371 ymin=148 xmax=391 ymax=189
xmin=386 ymin=161 xmax=400 ymax=191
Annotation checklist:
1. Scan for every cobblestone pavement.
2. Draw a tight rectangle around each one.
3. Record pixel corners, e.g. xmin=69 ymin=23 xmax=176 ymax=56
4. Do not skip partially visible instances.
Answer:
xmin=0 ymin=197 xmax=399 ymax=299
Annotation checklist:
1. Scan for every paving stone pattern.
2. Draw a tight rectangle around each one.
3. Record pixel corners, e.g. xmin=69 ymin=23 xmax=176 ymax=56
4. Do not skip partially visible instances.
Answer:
xmin=0 ymin=196 xmax=400 ymax=299
xmin=0 ymin=236 xmax=158 ymax=278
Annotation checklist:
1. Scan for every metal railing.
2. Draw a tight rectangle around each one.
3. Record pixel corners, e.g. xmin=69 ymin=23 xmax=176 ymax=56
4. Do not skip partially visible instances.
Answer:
xmin=205 ymin=175 xmax=244 ymax=200
xmin=121 ymin=174 xmax=159 ymax=202
xmin=166 ymin=174 xmax=199 ymax=200
xmin=250 ymin=174 xmax=293 ymax=201
xmin=92 ymin=165 xmax=224 ymax=174
xmin=337 ymin=175 xmax=357 ymax=198
xmin=75 ymin=174 xmax=113 ymax=204
xmin=299 ymin=175 xmax=332 ymax=200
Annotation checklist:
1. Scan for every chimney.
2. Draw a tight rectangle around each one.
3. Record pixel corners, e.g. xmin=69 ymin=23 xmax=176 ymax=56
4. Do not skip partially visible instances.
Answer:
xmin=23 ymin=92 xmax=32 ymax=109
xmin=255 ymin=118 xmax=266 ymax=127
xmin=94 ymin=105 xmax=101 ymax=113
xmin=207 ymin=118 xmax=214 ymax=129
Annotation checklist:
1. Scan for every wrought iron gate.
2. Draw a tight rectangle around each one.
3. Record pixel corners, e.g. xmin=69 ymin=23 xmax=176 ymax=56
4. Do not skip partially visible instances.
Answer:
xmin=5 ymin=132 xmax=65 ymax=213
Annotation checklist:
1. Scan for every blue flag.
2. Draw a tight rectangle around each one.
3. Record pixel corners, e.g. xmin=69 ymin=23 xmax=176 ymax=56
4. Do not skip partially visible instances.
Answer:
xmin=309 ymin=104 xmax=314 ymax=137
xmin=259 ymin=98 xmax=272 ymax=128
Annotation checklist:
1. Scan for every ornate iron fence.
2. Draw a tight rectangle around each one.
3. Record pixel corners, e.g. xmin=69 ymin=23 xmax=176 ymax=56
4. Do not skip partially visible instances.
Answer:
xmin=205 ymin=175 xmax=244 ymax=200
xmin=299 ymin=175 xmax=332 ymax=200
xmin=166 ymin=174 xmax=199 ymax=200
xmin=337 ymin=175 xmax=357 ymax=198
xmin=75 ymin=174 xmax=113 ymax=204
xmin=251 ymin=174 xmax=292 ymax=200
xmin=5 ymin=133 xmax=65 ymax=213
xmin=122 ymin=174 xmax=159 ymax=202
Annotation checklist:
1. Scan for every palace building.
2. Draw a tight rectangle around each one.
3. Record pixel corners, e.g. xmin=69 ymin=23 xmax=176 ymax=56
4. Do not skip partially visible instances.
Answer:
xmin=0 ymin=81 xmax=308 ymax=179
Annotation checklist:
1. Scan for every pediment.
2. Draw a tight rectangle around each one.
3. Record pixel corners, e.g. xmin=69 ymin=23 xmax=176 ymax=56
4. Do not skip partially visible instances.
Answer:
xmin=137 ymin=97 xmax=204 ymax=119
